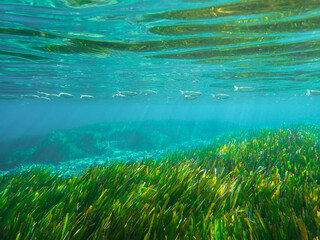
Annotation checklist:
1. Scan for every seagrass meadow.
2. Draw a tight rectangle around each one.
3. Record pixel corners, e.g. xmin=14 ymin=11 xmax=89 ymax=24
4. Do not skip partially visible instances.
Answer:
xmin=0 ymin=126 xmax=320 ymax=240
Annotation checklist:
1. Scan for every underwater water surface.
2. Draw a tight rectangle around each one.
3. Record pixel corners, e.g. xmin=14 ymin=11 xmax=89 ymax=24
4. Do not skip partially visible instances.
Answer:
xmin=1 ymin=0 xmax=320 ymax=100
xmin=0 ymin=0 xmax=320 ymax=239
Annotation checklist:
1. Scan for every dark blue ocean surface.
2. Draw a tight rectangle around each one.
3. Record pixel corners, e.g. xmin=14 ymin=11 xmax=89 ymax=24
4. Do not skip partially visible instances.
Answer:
xmin=1 ymin=0 xmax=320 ymax=173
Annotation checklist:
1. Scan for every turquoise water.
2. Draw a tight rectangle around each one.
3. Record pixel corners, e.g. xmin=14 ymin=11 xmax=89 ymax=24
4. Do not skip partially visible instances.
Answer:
xmin=1 ymin=2 xmax=320 ymax=239
xmin=1 ymin=0 xmax=320 ymax=98
xmin=1 ymin=0 xmax=320 ymax=172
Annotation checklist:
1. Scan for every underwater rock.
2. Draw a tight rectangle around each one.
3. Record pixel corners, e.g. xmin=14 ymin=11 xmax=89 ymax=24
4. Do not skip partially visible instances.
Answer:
xmin=0 ymin=120 xmax=239 ymax=170
xmin=0 ymin=160 xmax=19 ymax=171
xmin=0 ymin=149 xmax=30 ymax=171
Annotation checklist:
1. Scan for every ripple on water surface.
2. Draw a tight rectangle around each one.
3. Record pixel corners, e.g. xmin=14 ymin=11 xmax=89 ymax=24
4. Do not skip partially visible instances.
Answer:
xmin=0 ymin=0 xmax=320 ymax=101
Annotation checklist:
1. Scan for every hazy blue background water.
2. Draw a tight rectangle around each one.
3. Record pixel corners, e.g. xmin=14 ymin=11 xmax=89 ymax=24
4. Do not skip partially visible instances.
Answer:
xmin=1 ymin=0 xmax=320 ymax=169
xmin=0 ymin=101 xmax=320 ymax=141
